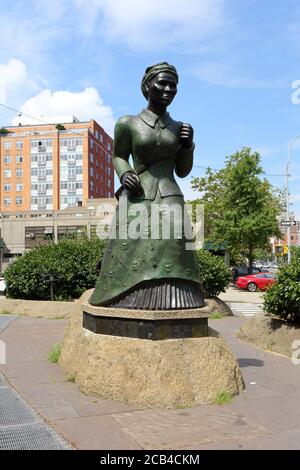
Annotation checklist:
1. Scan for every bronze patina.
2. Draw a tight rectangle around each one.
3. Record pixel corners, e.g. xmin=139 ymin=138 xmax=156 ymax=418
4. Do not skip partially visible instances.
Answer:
xmin=89 ymin=62 xmax=204 ymax=310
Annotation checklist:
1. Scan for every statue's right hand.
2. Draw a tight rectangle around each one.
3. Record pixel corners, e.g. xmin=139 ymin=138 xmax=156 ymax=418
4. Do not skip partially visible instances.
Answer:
xmin=121 ymin=171 xmax=144 ymax=196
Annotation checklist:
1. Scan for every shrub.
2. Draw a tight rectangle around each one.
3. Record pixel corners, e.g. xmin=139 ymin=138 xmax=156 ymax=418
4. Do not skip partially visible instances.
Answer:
xmin=197 ymin=249 xmax=231 ymax=297
xmin=4 ymin=236 xmax=107 ymax=301
xmin=263 ymin=257 xmax=300 ymax=323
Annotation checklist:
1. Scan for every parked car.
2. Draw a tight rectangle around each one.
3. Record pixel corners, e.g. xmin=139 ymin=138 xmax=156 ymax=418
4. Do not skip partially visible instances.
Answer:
xmin=0 ymin=277 xmax=6 ymax=295
xmin=231 ymin=266 xmax=269 ymax=283
xmin=236 ymin=273 xmax=276 ymax=292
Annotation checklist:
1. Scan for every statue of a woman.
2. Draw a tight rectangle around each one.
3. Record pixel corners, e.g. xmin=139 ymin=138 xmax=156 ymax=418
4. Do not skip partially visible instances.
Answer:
xmin=89 ymin=62 xmax=204 ymax=309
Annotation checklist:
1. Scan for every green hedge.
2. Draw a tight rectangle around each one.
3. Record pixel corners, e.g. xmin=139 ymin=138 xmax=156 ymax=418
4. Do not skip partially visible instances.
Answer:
xmin=4 ymin=237 xmax=107 ymax=301
xmin=263 ymin=258 xmax=300 ymax=323
xmin=197 ymin=249 xmax=231 ymax=297
xmin=4 ymin=240 xmax=230 ymax=301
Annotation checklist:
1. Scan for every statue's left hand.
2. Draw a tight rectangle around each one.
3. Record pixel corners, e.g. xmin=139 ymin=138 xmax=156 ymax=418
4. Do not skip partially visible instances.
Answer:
xmin=180 ymin=123 xmax=194 ymax=148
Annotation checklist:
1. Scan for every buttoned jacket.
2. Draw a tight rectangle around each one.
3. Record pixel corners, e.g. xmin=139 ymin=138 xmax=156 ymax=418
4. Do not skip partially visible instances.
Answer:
xmin=113 ymin=108 xmax=195 ymax=200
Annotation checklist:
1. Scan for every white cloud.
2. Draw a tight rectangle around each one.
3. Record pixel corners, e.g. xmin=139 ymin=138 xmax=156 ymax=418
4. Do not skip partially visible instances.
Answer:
xmin=193 ymin=61 xmax=283 ymax=88
xmin=255 ymin=146 xmax=281 ymax=158
xmin=0 ymin=59 xmax=28 ymax=103
xmin=12 ymin=87 xmax=115 ymax=135
xmin=74 ymin=0 xmax=226 ymax=49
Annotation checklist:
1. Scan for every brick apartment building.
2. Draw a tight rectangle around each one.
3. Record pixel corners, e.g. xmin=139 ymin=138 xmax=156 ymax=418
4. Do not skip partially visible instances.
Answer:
xmin=0 ymin=116 xmax=114 ymax=212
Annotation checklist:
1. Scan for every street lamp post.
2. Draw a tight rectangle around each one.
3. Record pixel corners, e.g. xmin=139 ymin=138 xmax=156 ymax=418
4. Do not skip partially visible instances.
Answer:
xmin=287 ymin=133 xmax=300 ymax=263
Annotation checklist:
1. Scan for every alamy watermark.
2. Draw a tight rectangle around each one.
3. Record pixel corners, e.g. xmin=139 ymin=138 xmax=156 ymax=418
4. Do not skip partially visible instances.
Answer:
xmin=93 ymin=199 xmax=205 ymax=250
xmin=291 ymin=80 xmax=300 ymax=104
xmin=292 ymin=340 xmax=300 ymax=365
xmin=0 ymin=340 xmax=6 ymax=365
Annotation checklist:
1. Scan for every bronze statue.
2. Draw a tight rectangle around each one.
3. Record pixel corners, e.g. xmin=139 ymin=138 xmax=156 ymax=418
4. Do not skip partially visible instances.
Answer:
xmin=89 ymin=62 xmax=204 ymax=309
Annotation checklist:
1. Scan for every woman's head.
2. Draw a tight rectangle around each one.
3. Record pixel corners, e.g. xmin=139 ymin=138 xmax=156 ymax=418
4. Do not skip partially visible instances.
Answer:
xmin=141 ymin=62 xmax=179 ymax=105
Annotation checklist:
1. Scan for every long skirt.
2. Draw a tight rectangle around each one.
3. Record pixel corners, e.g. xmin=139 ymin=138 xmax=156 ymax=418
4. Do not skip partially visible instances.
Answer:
xmin=89 ymin=190 xmax=204 ymax=310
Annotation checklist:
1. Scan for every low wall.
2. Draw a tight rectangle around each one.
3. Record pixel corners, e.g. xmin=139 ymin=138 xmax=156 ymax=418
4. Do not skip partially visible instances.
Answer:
xmin=0 ymin=297 xmax=76 ymax=319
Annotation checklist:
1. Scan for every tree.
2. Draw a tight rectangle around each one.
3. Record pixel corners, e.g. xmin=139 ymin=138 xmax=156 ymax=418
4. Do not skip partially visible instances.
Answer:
xmin=191 ymin=147 xmax=283 ymax=271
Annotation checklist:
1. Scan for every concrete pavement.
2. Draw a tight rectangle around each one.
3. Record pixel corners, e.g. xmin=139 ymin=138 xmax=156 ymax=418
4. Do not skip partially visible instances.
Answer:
xmin=1 ymin=313 xmax=300 ymax=450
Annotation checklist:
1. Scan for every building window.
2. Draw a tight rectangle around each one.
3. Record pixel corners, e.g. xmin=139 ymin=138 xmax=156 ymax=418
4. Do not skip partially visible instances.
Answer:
xmin=46 ymin=154 xmax=52 ymax=161
xmin=76 ymin=154 xmax=82 ymax=161
xmin=46 ymin=183 xmax=53 ymax=190
xmin=90 ymin=140 xmax=94 ymax=150
xmin=108 ymin=142 xmax=111 ymax=151
xmin=4 ymin=197 xmax=11 ymax=206
xmin=90 ymin=153 xmax=94 ymax=163
xmin=16 ymin=197 xmax=23 ymax=206
xmin=76 ymin=182 xmax=83 ymax=189
xmin=31 ymin=183 xmax=38 ymax=190
xmin=46 ymin=169 xmax=53 ymax=176
xmin=76 ymin=167 xmax=83 ymax=175
xmin=68 ymin=182 xmax=76 ymax=192
xmin=16 ymin=155 xmax=23 ymax=163
xmin=4 ymin=142 xmax=11 ymax=150
xmin=68 ymin=168 xmax=76 ymax=178
xmin=16 ymin=141 xmax=23 ymax=149
xmin=60 ymin=182 xmax=68 ymax=190
xmin=38 ymin=183 xmax=46 ymax=193
xmin=4 ymin=169 xmax=11 ymax=178
xmin=100 ymin=134 xmax=103 ymax=143
xmin=4 ymin=184 xmax=11 ymax=192
xmin=89 ymin=167 xmax=94 ymax=177
xmin=31 ymin=168 xmax=38 ymax=176
xmin=16 ymin=184 xmax=23 ymax=192
xmin=4 ymin=156 xmax=11 ymax=164
xmin=46 ymin=197 xmax=52 ymax=205
xmin=31 ymin=197 xmax=38 ymax=205
xmin=16 ymin=169 xmax=23 ymax=177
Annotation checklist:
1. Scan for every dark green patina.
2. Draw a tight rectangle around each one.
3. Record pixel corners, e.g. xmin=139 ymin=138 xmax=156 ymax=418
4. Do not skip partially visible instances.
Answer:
xmin=89 ymin=109 xmax=201 ymax=306
xmin=89 ymin=62 xmax=202 ymax=307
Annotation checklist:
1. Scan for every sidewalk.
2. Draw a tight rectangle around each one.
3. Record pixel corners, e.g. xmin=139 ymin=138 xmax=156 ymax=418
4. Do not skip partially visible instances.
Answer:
xmin=219 ymin=285 xmax=263 ymax=304
xmin=0 ymin=314 xmax=300 ymax=449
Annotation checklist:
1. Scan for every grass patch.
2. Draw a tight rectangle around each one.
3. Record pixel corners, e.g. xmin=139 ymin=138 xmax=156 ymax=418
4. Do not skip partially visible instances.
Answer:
xmin=47 ymin=343 xmax=62 ymax=363
xmin=210 ymin=312 xmax=225 ymax=320
xmin=66 ymin=374 xmax=76 ymax=383
xmin=213 ymin=391 xmax=233 ymax=405
xmin=0 ymin=310 xmax=13 ymax=315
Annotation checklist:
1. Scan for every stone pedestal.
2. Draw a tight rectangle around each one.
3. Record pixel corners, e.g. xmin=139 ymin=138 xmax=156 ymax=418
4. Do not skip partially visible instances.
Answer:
xmin=59 ymin=290 xmax=244 ymax=408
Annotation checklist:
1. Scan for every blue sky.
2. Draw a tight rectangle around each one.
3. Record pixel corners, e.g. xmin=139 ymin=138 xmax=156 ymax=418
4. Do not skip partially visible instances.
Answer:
xmin=0 ymin=0 xmax=300 ymax=217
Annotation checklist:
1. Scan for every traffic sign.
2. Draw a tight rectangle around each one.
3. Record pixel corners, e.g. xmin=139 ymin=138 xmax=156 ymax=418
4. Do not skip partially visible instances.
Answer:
xmin=281 ymin=221 xmax=297 ymax=227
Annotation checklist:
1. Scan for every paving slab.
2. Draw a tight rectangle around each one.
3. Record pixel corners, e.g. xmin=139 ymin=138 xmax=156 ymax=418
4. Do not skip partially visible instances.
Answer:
xmin=51 ymin=415 xmax=142 ymax=450
xmin=112 ymin=407 xmax=267 ymax=450
xmin=1 ymin=315 xmax=300 ymax=450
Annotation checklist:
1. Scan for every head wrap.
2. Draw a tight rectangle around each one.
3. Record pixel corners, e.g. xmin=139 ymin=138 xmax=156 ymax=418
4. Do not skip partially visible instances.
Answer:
xmin=141 ymin=62 xmax=179 ymax=99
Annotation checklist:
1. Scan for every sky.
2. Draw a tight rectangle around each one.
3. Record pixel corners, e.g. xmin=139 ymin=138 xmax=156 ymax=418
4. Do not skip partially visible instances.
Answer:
xmin=0 ymin=0 xmax=300 ymax=218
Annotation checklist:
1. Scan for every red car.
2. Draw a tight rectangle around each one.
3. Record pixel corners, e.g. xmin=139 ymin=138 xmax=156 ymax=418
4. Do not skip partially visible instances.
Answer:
xmin=236 ymin=273 xmax=276 ymax=292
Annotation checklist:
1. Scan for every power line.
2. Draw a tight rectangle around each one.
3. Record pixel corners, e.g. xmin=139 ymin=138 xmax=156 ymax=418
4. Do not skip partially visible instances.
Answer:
xmin=0 ymin=102 xmax=88 ymax=138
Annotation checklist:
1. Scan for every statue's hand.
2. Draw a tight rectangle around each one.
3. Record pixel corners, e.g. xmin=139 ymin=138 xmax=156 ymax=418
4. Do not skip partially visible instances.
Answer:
xmin=180 ymin=123 xmax=194 ymax=148
xmin=121 ymin=171 xmax=144 ymax=196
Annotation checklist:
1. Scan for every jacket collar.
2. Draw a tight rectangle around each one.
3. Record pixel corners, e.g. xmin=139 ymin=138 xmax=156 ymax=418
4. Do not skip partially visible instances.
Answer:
xmin=138 ymin=108 xmax=172 ymax=129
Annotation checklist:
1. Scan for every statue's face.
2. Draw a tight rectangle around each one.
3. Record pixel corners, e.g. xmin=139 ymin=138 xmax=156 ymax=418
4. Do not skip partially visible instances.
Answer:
xmin=146 ymin=72 xmax=177 ymax=106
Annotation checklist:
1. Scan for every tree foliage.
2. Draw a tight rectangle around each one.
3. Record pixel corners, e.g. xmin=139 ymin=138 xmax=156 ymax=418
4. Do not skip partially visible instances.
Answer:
xmin=197 ymin=249 xmax=231 ymax=297
xmin=4 ymin=236 xmax=107 ymax=300
xmin=191 ymin=147 xmax=283 ymax=269
xmin=263 ymin=258 xmax=300 ymax=323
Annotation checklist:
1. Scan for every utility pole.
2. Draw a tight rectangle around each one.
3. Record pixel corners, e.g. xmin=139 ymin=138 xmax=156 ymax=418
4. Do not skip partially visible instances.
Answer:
xmin=287 ymin=134 xmax=300 ymax=263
